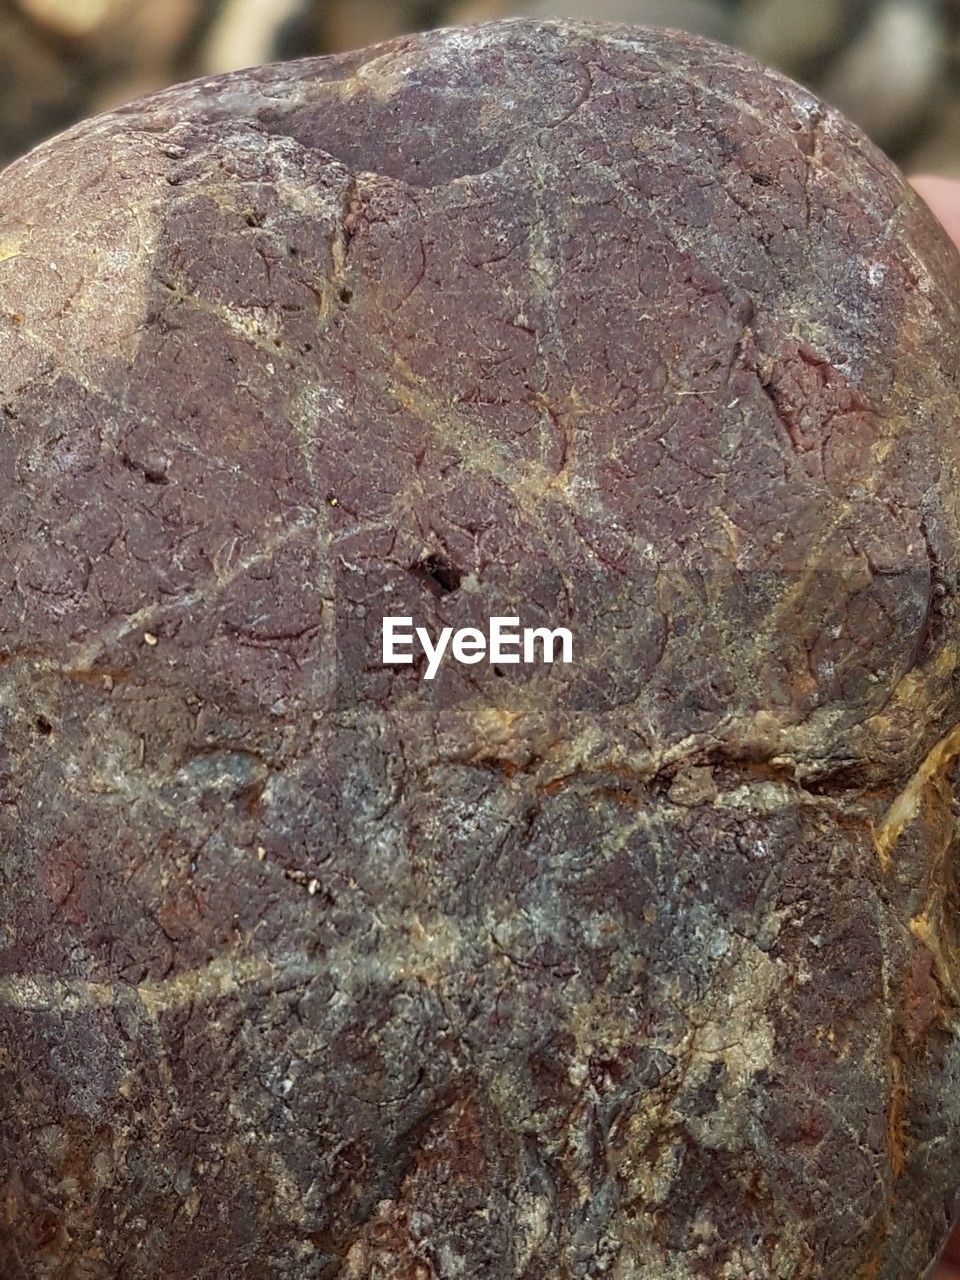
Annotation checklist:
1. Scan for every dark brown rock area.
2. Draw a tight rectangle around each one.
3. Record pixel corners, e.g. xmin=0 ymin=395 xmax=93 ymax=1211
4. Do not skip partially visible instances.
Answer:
xmin=2 ymin=18 xmax=960 ymax=1279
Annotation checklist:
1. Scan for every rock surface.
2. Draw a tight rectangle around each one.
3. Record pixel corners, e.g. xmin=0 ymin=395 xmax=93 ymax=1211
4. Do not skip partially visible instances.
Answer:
xmin=2 ymin=18 xmax=960 ymax=1280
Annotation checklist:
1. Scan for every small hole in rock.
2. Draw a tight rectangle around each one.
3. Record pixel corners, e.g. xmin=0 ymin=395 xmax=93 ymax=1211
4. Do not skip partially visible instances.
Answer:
xmin=339 ymin=287 xmax=353 ymax=304
xmin=411 ymin=554 xmax=462 ymax=595
xmin=35 ymin=715 xmax=53 ymax=735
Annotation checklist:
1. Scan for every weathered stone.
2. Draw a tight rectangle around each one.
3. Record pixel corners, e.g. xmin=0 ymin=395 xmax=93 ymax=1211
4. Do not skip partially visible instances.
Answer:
xmin=2 ymin=18 xmax=960 ymax=1280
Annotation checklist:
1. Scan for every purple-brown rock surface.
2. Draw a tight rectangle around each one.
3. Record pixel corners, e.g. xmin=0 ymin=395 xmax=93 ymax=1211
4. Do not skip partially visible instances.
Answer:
xmin=2 ymin=18 xmax=960 ymax=1279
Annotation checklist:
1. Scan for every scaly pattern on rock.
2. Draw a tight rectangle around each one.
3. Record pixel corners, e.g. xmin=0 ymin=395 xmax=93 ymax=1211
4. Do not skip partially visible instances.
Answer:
xmin=2 ymin=20 xmax=960 ymax=1279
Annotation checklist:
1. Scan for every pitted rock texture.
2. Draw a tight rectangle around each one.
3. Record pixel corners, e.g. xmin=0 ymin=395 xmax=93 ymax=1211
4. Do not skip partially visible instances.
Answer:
xmin=2 ymin=19 xmax=960 ymax=1280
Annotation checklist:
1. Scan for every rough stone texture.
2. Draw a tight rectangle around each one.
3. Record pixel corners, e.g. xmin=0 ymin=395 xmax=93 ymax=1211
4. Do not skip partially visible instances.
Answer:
xmin=2 ymin=18 xmax=960 ymax=1280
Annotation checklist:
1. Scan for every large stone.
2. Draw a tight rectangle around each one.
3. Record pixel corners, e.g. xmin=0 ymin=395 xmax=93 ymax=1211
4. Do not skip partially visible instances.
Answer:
xmin=2 ymin=19 xmax=960 ymax=1280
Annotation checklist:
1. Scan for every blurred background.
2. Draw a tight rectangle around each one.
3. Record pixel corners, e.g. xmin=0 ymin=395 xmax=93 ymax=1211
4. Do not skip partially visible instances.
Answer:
xmin=2 ymin=0 xmax=960 ymax=173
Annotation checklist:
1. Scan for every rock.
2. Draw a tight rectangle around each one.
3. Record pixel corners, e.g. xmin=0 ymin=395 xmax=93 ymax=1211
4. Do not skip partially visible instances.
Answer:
xmin=2 ymin=19 xmax=960 ymax=1280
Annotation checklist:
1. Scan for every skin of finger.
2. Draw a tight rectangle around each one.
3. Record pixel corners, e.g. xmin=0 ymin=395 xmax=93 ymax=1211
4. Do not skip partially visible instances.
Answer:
xmin=944 ymin=1229 xmax=960 ymax=1265
xmin=910 ymin=174 xmax=960 ymax=248
xmin=937 ymin=1225 xmax=960 ymax=1273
